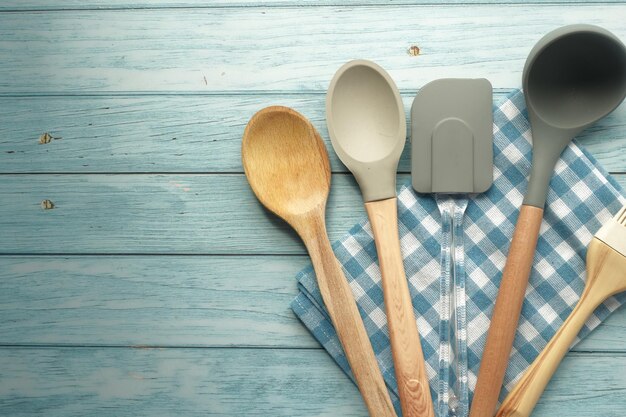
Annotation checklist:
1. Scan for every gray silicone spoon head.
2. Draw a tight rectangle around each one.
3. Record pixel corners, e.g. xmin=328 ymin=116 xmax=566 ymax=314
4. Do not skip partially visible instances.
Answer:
xmin=326 ymin=60 xmax=406 ymax=202
xmin=523 ymin=24 xmax=626 ymax=208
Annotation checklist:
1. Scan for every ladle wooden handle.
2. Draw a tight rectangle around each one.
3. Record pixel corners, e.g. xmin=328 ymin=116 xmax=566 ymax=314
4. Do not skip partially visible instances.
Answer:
xmin=469 ymin=204 xmax=544 ymax=417
xmin=300 ymin=211 xmax=397 ymax=417
xmin=365 ymin=198 xmax=435 ymax=417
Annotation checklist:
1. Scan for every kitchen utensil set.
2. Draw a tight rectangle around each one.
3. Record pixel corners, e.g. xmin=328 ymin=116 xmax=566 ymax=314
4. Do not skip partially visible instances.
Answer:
xmin=242 ymin=24 xmax=626 ymax=417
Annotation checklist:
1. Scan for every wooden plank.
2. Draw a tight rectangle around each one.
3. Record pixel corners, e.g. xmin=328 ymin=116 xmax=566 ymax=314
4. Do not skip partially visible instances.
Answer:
xmin=0 ymin=255 xmax=316 ymax=348
xmin=0 ymin=174 xmax=624 ymax=255
xmin=574 ymin=307 xmax=626 ymax=352
xmin=2 ymin=95 xmax=625 ymax=174
xmin=0 ymin=173 xmax=365 ymax=254
xmin=1 ymin=6 xmax=625 ymax=93
xmin=0 ymin=1 xmax=621 ymax=12
xmin=0 ymin=347 xmax=366 ymax=417
xmin=0 ymin=254 xmax=624 ymax=351
xmin=0 ymin=347 xmax=625 ymax=416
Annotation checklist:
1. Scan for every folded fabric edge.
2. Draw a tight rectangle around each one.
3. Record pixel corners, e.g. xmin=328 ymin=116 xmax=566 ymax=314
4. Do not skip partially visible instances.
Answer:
xmin=290 ymin=292 xmax=403 ymax=412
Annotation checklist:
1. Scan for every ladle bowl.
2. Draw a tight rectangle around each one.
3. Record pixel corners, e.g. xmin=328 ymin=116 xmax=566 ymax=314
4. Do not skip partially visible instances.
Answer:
xmin=524 ymin=25 xmax=626 ymax=130
xmin=523 ymin=25 xmax=626 ymax=208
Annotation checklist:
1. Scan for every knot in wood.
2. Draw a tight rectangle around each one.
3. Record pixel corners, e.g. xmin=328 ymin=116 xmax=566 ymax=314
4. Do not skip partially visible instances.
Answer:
xmin=408 ymin=45 xmax=421 ymax=56
xmin=41 ymin=199 xmax=55 ymax=210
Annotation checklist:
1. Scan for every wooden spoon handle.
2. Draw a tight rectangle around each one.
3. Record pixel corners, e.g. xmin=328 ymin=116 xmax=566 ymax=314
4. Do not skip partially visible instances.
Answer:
xmin=495 ymin=291 xmax=598 ymax=417
xmin=365 ymin=198 xmax=435 ymax=417
xmin=470 ymin=204 xmax=544 ymax=417
xmin=301 ymin=212 xmax=397 ymax=417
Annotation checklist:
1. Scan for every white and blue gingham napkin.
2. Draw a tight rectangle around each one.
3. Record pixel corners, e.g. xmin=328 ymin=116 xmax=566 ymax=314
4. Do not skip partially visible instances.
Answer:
xmin=291 ymin=90 xmax=626 ymax=414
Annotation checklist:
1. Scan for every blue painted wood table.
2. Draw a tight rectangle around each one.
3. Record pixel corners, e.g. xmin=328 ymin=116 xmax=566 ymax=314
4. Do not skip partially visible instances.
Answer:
xmin=1 ymin=2 xmax=625 ymax=416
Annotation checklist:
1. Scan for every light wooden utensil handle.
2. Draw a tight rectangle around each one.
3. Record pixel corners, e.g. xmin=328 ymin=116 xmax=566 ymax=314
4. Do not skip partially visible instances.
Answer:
xmin=300 ymin=211 xmax=397 ymax=417
xmin=366 ymin=198 xmax=435 ymax=417
xmin=497 ymin=238 xmax=626 ymax=417
xmin=470 ymin=204 xmax=544 ymax=417
xmin=495 ymin=291 xmax=597 ymax=417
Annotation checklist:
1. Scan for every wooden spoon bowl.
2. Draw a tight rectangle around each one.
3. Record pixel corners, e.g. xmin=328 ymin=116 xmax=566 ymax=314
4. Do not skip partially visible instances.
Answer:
xmin=242 ymin=106 xmax=330 ymax=226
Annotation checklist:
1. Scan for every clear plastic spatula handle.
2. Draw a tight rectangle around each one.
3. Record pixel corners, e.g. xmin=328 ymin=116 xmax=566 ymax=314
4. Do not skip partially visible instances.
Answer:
xmin=436 ymin=195 xmax=469 ymax=417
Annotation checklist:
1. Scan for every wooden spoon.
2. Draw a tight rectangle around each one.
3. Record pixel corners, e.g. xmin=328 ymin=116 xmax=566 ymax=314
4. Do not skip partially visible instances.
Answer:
xmin=242 ymin=106 xmax=397 ymax=417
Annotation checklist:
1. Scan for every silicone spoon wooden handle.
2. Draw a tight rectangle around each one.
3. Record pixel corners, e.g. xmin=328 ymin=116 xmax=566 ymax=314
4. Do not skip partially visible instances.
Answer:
xmin=299 ymin=210 xmax=397 ymax=417
xmin=366 ymin=197 xmax=434 ymax=417
xmin=469 ymin=205 xmax=544 ymax=417
xmin=497 ymin=235 xmax=626 ymax=417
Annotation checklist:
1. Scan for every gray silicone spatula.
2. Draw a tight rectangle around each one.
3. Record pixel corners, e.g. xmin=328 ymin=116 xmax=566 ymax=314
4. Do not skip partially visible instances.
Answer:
xmin=411 ymin=78 xmax=494 ymax=417
xmin=327 ymin=59 xmax=435 ymax=417
xmin=470 ymin=25 xmax=626 ymax=417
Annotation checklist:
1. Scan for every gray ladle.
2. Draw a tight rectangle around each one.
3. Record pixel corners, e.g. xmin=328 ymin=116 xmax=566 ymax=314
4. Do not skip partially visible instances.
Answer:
xmin=327 ymin=60 xmax=435 ymax=417
xmin=470 ymin=24 xmax=626 ymax=417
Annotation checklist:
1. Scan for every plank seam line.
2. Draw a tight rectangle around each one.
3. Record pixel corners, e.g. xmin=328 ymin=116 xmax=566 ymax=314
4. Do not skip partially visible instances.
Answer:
xmin=0 ymin=253 xmax=310 ymax=257
xmin=0 ymin=345 xmax=620 ymax=354
xmin=0 ymin=344 xmax=325 ymax=350
xmin=0 ymin=3 xmax=620 ymax=13
xmin=0 ymin=88 xmax=516 ymax=98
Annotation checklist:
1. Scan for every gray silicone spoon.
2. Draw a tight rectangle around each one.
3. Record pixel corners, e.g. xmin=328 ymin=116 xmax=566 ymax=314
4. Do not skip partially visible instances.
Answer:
xmin=327 ymin=59 xmax=435 ymax=417
xmin=470 ymin=24 xmax=626 ymax=417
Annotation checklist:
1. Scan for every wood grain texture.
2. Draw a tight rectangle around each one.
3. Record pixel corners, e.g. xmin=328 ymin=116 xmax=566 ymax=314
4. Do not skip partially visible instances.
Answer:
xmin=0 ymin=2 xmax=625 ymax=416
xmin=0 ymin=173 xmax=362 ymax=254
xmin=1 ymin=348 xmax=626 ymax=417
xmin=0 ymin=174 xmax=624 ymax=255
xmin=0 ymin=255 xmax=624 ymax=350
xmin=2 ymin=95 xmax=625 ymax=174
xmin=0 ymin=347 xmax=367 ymax=417
xmin=497 ymin=237 xmax=626 ymax=417
xmin=1 ymin=6 xmax=625 ymax=93
xmin=470 ymin=205 xmax=544 ymax=417
xmin=1 ymin=0 xmax=621 ymax=11
xmin=0 ymin=255 xmax=317 ymax=347
xmin=0 ymin=252 xmax=619 ymax=350
xmin=366 ymin=198 xmax=434 ymax=417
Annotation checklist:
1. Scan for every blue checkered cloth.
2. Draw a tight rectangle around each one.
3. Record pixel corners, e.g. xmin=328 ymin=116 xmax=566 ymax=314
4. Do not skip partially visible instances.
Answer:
xmin=291 ymin=90 xmax=626 ymax=415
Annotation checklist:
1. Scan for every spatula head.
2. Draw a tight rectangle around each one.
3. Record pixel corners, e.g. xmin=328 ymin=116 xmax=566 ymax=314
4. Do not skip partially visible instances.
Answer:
xmin=411 ymin=78 xmax=493 ymax=194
